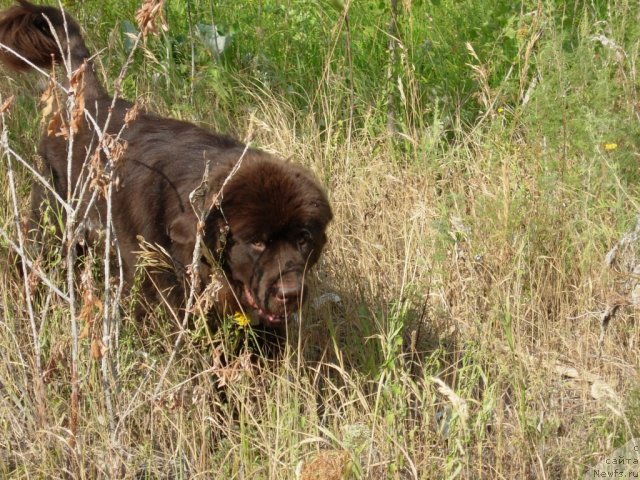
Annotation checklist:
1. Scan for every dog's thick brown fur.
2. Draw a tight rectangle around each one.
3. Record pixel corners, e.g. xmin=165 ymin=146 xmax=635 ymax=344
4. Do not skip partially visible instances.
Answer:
xmin=0 ymin=1 xmax=332 ymax=328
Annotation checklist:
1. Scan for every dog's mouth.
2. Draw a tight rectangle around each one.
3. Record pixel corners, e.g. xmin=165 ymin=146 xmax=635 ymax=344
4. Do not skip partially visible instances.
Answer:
xmin=242 ymin=284 xmax=287 ymax=327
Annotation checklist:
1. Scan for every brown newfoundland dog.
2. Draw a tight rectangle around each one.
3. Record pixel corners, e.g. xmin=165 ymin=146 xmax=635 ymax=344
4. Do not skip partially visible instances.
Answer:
xmin=0 ymin=2 xmax=332 ymax=328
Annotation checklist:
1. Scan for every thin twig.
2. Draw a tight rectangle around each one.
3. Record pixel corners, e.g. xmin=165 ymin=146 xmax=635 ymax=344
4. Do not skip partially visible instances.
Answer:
xmin=0 ymin=100 xmax=47 ymax=427
xmin=3 ymin=146 xmax=72 ymax=214
xmin=152 ymin=142 xmax=251 ymax=399
xmin=386 ymin=0 xmax=398 ymax=137
xmin=0 ymin=227 xmax=70 ymax=302
xmin=101 ymin=178 xmax=116 ymax=435
xmin=0 ymin=42 xmax=69 ymax=93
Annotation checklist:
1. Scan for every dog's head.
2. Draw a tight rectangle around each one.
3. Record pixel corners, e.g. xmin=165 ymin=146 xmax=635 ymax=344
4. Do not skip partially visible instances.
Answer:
xmin=169 ymin=152 xmax=332 ymax=327
xmin=219 ymin=155 xmax=332 ymax=326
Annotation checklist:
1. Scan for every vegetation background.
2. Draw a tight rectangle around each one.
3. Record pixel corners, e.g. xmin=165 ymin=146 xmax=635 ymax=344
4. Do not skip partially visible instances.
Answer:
xmin=0 ymin=0 xmax=639 ymax=478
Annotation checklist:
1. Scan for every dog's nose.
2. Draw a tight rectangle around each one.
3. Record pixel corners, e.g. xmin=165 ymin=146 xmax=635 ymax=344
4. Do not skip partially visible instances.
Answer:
xmin=275 ymin=285 xmax=302 ymax=306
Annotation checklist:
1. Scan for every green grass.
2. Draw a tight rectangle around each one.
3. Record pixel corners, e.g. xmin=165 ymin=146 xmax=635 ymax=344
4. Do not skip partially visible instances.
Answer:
xmin=0 ymin=0 xmax=639 ymax=478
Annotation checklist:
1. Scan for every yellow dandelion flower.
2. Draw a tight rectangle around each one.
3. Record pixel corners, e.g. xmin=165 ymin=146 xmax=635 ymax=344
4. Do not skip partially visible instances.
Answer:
xmin=604 ymin=142 xmax=618 ymax=151
xmin=497 ymin=107 xmax=504 ymax=114
xmin=233 ymin=311 xmax=251 ymax=328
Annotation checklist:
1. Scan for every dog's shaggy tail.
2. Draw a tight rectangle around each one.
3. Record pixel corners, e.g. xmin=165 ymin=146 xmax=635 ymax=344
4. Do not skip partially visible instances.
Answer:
xmin=0 ymin=1 xmax=94 ymax=74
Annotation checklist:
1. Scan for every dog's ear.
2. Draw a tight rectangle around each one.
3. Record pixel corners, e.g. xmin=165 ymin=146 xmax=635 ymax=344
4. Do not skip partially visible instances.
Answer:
xmin=168 ymin=213 xmax=196 ymax=246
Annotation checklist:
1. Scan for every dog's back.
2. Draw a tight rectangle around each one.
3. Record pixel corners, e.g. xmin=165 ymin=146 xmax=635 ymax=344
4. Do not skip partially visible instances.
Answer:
xmin=0 ymin=1 xmax=252 ymax=308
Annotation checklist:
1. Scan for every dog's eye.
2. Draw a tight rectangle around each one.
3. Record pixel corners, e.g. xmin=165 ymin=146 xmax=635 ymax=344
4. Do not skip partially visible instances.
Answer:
xmin=251 ymin=240 xmax=266 ymax=252
xmin=297 ymin=229 xmax=312 ymax=246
